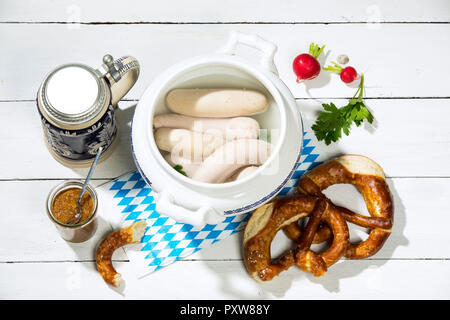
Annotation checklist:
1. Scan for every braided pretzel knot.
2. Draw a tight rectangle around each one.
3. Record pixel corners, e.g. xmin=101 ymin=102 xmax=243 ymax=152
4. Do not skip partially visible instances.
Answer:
xmin=292 ymin=155 xmax=393 ymax=259
xmin=243 ymin=195 xmax=349 ymax=281
xmin=243 ymin=155 xmax=394 ymax=281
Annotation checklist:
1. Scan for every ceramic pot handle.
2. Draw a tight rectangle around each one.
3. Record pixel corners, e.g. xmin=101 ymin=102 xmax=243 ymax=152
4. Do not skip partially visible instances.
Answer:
xmin=218 ymin=31 xmax=278 ymax=75
xmin=154 ymin=191 xmax=224 ymax=227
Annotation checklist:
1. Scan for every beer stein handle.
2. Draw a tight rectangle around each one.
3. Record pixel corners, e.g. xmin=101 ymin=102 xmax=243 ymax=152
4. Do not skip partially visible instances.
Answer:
xmin=97 ymin=54 xmax=140 ymax=106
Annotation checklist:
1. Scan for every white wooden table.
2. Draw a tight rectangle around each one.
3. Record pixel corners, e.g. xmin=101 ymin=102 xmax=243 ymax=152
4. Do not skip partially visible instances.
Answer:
xmin=1 ymin=0 xmax=450 ymax=299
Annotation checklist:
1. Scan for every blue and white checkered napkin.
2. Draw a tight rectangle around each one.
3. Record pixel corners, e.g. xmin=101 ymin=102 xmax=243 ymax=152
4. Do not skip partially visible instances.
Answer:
xmin=98 ymin=130 xmax=324 ymax=278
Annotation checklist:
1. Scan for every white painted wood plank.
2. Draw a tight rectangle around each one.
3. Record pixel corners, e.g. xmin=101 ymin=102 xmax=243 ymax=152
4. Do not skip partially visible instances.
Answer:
xmin=301 ymin=98 xmax=450 ymax=178
xmin=1 ymin=0 xmax=449 ymax=23
xmin=1 ymin=99 xmax=449 ymax=179
xmin=1 ymin=24 xmax=449 ymax=101
xmin=0 ymin=101 xmax=138 ymax=180
xmin=0 ymin=177 xmax=448 ymax=262
xmin=1 ymin=260 xmax=449 ymax=299
xmin=0 ymin=179 xmax=130 ymax=263
xmin=1 ymin=0 xmax=448 ymax=301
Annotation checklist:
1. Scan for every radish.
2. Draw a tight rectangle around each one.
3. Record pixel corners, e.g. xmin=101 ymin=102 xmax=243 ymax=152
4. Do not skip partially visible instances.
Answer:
xmin=324 ymin=62 xmax=359 ymax=84
xmin=292 ymin=43 xmax=325 ymax=82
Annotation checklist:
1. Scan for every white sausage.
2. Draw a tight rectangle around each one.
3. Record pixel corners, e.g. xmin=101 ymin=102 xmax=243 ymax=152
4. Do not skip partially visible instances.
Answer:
xmin=225 ymin=166 xmax=260 ymax=182
xmin=154 ymin=128 xmax=224 ymax=161
xmin=166 ymin=88 xmax=268 ymax=118
xmin=153 ymin=114 xmax=260 ymax=140
xmin=192 ymin=139 xmax=273 ymax=183
xmin=164 ymin=152 xmax=200 ymax=178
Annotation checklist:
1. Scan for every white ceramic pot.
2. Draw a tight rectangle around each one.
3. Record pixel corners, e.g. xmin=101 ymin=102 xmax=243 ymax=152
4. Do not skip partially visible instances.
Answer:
xmin=132 ymin=32 xmax=303 ymax=226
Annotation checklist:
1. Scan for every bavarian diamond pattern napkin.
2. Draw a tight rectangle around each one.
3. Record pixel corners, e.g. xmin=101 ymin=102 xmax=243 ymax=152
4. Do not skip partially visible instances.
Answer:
xmin=98 ymin=130 xmax=324 ymax=278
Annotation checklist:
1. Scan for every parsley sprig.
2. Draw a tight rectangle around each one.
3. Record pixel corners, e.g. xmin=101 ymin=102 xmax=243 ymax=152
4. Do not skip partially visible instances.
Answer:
xmin=173 ymin=164 xmax=187 ymax=176
xmin=311 ymin=74 xmax=374 ymax=145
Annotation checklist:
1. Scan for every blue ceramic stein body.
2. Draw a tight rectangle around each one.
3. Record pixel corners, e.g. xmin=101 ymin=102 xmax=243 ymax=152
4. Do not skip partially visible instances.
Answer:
xmin=38 ymin=103 xmax=118 ymax=162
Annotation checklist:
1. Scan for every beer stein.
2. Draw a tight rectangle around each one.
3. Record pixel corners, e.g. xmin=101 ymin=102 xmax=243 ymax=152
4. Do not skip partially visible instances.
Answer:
xmin=37 ymin=54 xmax=139 ymax=166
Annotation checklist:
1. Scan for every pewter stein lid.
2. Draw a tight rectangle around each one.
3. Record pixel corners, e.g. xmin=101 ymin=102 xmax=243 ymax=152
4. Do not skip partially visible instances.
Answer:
xmin=37 ymin=54 xmax=139 ymax=130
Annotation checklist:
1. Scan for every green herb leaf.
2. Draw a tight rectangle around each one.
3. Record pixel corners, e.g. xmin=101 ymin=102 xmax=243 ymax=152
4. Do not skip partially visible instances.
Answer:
xmin=173 ymin=164 xmax=187 ymax=176
xmin=312 ymin=74 xmax=374 ymax=145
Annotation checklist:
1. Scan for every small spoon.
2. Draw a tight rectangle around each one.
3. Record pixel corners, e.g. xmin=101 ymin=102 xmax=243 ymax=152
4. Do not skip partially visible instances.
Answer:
xmin=67 ymin=147 xmax=103 ymax=225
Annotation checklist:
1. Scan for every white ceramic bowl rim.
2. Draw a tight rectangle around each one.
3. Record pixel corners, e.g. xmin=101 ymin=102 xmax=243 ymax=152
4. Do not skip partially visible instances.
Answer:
xmin=144 ymin=55 xmax=288 ymax=190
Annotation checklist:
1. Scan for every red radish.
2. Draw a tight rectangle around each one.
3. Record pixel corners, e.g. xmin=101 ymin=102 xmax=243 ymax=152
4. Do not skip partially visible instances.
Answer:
xmin=324 ymin=62 xmax=359 ymax=84
xmin=292 ymin=43 xmax=325 ymax=82
xmin=340 ymin=66 xmax=358 ymax=83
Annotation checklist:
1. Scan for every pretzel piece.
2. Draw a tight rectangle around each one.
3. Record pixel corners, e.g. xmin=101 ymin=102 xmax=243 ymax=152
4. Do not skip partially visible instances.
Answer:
xmin=283 ymin=220 xmax=331 ymax=244
xmin=243 ymin=195 xmax=349 ymax=281
xmin=295 ymin=201 xmax=349 ymax=276
xmin=96 ymin=220 xmax=147 ymax=287
xmin=297 ymin=155 xmax=393 ymax=259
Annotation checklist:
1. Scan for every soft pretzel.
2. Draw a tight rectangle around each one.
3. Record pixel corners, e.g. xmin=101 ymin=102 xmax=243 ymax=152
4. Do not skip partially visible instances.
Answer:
xmin=243 ymin=155 xmax=394 ymax=281
xmin=294 ymin=155 xmax=393 ymax=259
xmin=243 ymin=195 xmax=349 ymax=281
xmin=96 ymin=220 xmax=147 ymax=287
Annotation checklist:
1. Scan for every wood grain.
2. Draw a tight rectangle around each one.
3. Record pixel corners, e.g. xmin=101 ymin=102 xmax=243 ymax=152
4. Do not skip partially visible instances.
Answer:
xmin=1 ymin=0 xmax=449 ymax=23
xmin=1 ymin=24 xmax=449 ymax=101
xmin=0 ymin=260 xmax=449 ymax=299
xmin=0 ymin=177 xmax=447 ymax=262
xmin=1 ymin=99 xmax=449 ymax=179
xmin=1 ymin=0 xmax=449 ymax=299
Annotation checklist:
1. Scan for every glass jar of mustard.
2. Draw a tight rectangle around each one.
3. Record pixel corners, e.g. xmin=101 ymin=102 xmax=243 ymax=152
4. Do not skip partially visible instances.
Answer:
xmin=46 ymin=180 xmax=98 ymax=243
xmin=37 ymin=54 xmax=139 ymax=167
